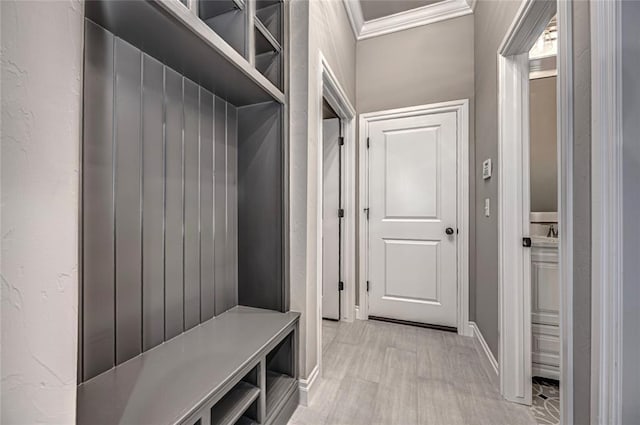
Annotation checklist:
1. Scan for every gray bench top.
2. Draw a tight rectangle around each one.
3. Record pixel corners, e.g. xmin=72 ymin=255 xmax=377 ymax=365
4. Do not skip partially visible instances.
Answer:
xmin=77 ymin=306 xmax=299 ymax=425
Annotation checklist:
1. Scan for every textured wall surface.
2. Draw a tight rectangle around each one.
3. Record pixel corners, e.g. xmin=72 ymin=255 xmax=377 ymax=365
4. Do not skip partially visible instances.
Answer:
xmin=1 ymin=1 xmax=83 ymax=423
xmin=473 ymin=0 xmax=523 ymax=358
xmin=289 ymin=0 xmax=356 ymax=382
xmin=571 ymin=1 xmax=591 ymax=422
xmin=529 ymin=76 xmax=558 ymax=213
xmin=622 ymin=2 xmax=640 ymax=422
xmin=289 ymin=0 xmax=312 ymax=379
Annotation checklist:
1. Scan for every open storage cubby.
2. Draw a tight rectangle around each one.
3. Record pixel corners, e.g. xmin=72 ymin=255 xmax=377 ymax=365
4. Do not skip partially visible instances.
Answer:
xmin=255 ymin=1 xmax=281 ymax=42
xmin=210 ymin=366 xmax=260 ymax=425
xmin=265 ymin=332 xmax=296 ymax=419
xmin=199 ymin=0 xmax=247 ymax=58
xmin=253 ymin=0 xmax=283 ymax=90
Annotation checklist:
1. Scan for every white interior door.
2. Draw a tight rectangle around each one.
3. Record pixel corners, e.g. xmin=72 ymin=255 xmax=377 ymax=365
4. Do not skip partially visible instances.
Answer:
xmin=368 ymin=111 xmax=458 ymax=327
xmin=322 ymin=118 xmax=340 ymax=320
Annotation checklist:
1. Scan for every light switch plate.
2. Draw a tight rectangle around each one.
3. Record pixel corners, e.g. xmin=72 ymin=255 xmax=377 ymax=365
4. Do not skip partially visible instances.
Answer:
xmin=482 ymin=158 xmax=492 ymax=180
xmin=484 ymin=198 xmax=490 ymax=217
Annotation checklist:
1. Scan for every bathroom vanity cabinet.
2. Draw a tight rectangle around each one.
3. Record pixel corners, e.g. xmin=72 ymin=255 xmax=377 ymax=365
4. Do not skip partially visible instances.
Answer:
xmin=531 ymin=237 xmax=560 ymax=380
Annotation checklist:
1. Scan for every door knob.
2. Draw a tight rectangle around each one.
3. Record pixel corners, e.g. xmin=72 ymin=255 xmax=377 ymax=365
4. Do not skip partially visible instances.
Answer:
xmin=445 ymin=227 xmax=455 ymax=235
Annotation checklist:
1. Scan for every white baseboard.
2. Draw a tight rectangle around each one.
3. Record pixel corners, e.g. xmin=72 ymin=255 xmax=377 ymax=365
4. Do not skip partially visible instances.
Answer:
xmin=355 ymin=305 xmax=368 ymax=321
xmin=469 ymin=321 xmax=499 ymax=375
xmin=298 ymin=365 xmax=319 ymax=407
xmin=459 ymin=321 xmax=474 ymax=337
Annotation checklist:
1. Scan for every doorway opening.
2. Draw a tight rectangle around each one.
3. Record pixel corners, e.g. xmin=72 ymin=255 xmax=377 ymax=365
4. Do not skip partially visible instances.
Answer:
xmin=321 ymin=99 xmax=343 ymax=321
xmin=498 ymin=1 xmax=573 ymax=424
xmin=528 ymin=15 xmax=561 ymax=424
xmin=314 ymin=54 xmax=357 ymax=391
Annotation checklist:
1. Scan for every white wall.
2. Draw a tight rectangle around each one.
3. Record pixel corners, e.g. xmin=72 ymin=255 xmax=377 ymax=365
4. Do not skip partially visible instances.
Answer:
xmin=289 ymin=0 xmax=355 ymax=386
xmin=1 ymin=1 xmax=83 ymax=423
xmin=356 ymin=15 xmax=474 ymax=114
xmin=529 ymin=76 xmax=558 ymax=212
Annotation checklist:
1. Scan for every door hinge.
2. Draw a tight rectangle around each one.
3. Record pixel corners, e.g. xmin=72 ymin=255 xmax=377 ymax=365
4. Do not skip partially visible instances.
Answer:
xmin=366 ymin=281 xmax=370 ymax=292
xmin=339 ymin=281 xmax=344 ymax=291
xmin=364 ymin=207 xmax=369 ymax=220
xmin=339 ymin=136 xmax=344 ymax=146
xmin=338 ymin=208 xmax=344 ymax=218
xmin=366 ymin=137 xmax=370 ymax=149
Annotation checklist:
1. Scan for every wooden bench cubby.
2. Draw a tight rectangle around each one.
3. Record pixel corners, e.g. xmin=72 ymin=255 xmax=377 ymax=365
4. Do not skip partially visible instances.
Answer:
xmin=77 ymin=307 xmax=299 ymax=425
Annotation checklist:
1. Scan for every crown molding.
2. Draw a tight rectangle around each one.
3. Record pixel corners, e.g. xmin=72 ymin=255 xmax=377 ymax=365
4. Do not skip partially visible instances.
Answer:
xmin=343 ymin=0 xmax=365 ymax=39
xmin=343 ymin=0 xmax=473 ymax=41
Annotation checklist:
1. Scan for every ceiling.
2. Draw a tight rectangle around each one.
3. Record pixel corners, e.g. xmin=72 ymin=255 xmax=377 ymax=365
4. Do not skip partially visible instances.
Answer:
xmin=359 ymin=0 xmax=446 ymax=21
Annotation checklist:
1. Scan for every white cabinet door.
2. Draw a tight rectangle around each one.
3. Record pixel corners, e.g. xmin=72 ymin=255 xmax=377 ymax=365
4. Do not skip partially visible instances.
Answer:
xmin=368 ymin=111 xmax=458 ymax=327
xmin=531 ymin=245 xmax=560 ymax=326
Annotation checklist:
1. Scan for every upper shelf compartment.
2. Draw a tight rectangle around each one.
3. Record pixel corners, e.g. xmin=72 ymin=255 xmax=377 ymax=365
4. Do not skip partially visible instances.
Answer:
xmin=200 ymin=0 xmax=245 ymax=19
xmin=255 ymin=1 xmax=281 ymax=46
xmin=199 ymin=0 xmax=247 ymax=58
xmin=85 ymin=0 xmax=284 ymax=106
xmin=253 ymin=0 xmax=283 ymax=91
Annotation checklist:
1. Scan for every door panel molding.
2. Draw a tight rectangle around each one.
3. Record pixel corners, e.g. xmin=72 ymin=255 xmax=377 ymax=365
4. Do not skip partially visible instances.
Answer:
xmin=358 ymin=99 xmax=470 ymax=337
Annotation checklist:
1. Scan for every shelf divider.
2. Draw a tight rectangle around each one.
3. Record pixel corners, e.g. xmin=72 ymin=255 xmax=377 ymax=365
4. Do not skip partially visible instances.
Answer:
xmin=254 ymin=19 xmax=281 ymax=54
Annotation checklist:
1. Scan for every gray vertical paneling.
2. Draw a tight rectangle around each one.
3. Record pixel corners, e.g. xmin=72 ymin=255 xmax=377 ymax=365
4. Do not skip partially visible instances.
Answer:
xmin=226 ymin=105 xmax=239 ymax=309
xmin=237 ymin=102 xmax=283 ymax=311
xmin=183 ymin=79 xmax=201 ymax=330
xmin=214 ymin=96 xmax=228 ymax=315
xmin=82 ymin=24 xmax=247 ymax=381
xmin=141 ymin=54 xmax=165 ymax=351
xmin=200 ymin=89 xmax=215 ymax=321
xmin=164 ymin=68 xmax=184 ymax=340
xmin=114 ymin=38 xmax=143 ymax=364
xmin=83 ymin=21 xmax=115 ymax=380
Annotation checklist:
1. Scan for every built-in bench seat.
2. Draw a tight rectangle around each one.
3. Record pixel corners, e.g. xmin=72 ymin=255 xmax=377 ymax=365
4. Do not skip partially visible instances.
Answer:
xmin=77 ymin=306 xmax=300 ymax=425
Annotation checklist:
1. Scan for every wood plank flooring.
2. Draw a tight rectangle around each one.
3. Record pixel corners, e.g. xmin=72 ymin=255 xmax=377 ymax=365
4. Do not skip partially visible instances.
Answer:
xmin=289 ymin=319 xmax=537 ymax=425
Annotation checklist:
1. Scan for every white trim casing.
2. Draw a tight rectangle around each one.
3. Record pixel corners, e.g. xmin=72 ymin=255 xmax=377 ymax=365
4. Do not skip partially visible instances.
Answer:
xmin=357 ymin=112 xmax=370 ymax=321
xmin=317 ymin=53 xmax=357 ymax=324
xmin=343 ymin=0 xmax=473 ymax=41
xmin=298 ymin=364 xmax=319 ymax=407
xmin=590 ymin=0 xmax=623 ymax=423
xmin=499 ymin=0 xmax=556 ymax=56
xmin=469 ymin=321 xmax=499 ymax=375
xmin=498 ymin=52 xmax=533 ymax=406
xmin=358 ymin=100 xmax=471 ymax=336
xmin=557 ymin=1 xmax=574 ymax=423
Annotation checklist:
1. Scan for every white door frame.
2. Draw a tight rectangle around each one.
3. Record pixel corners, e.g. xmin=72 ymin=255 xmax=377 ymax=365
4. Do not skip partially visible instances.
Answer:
xmin=497 ymin=0 xmax=574 ymax=421
xmin=358 ymin=99 xmax=471 ymax=337
xmin=315 ymin=52 xmax=357 ymax=361
xmin=590 ymin=1 xmax=623 ymax=423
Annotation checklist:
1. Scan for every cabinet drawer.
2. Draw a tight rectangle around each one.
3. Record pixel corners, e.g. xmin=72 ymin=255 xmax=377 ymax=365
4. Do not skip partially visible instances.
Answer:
xmin=532 ymin=324 xmax=560 ymax=368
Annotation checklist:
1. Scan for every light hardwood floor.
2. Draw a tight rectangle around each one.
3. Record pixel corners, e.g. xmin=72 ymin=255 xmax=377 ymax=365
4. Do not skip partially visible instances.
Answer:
xmin=289 ymin=319 xmax=537 ymax=425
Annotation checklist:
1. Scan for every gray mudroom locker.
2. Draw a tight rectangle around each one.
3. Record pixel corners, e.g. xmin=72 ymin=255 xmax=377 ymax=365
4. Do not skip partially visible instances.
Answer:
xmin=76 ymin=1 xmax=298 ymax=424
